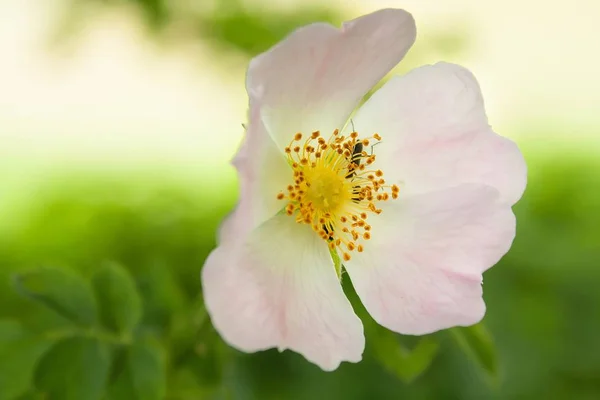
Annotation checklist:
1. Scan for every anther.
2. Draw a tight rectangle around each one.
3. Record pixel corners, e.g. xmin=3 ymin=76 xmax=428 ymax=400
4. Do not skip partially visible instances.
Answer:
xmin=279 ymin=128 xmax=395 ymax=260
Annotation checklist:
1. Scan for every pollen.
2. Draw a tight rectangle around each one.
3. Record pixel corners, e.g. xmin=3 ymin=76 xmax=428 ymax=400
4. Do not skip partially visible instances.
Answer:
xmin=276 ymin=127 xmax=399 ymax=261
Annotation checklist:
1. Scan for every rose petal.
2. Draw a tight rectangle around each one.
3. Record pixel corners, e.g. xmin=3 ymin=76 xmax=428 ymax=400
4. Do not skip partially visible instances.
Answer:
xmin=219 ymin=102 xmax=292 ymax=245
xmin=344 ymin=184 xmax=515 ymax=335
xmin=203 ymin=214 xmax=364 ymax=371
xmin=351 ymin=62 xmax=527 ymax=205
xmin=247 ymin=9 xmax=416 ymax=150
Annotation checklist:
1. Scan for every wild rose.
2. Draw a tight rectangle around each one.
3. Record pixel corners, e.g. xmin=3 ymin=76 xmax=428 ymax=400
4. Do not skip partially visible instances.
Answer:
xmin=202 ymin=8 xmax=527 ymax=371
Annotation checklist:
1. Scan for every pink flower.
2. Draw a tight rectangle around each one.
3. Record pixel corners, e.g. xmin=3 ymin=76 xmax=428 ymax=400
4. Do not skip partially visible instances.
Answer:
xmin=201 ymin=9 xmax=527 ymax=371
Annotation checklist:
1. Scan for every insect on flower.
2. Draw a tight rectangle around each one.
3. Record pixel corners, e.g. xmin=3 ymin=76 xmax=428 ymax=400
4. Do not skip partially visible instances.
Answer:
xmin=201 ymin=8 xmax=527 ymax=371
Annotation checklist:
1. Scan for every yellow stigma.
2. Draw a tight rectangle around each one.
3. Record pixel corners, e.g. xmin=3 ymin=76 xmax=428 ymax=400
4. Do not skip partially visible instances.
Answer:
xmin=277 ymin=128 xmax=400 ymax=261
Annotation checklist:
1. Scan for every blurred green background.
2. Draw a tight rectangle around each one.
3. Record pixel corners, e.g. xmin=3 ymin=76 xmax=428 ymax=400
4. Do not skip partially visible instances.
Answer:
xmin=1 ymin=0 xmax=599 ymax=399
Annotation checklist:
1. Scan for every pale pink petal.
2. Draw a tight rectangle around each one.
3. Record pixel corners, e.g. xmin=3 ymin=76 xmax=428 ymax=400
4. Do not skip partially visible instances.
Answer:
xmin=352 ymin=62 xmax=527 ymax=205
xmin=203 ymin=214 xmax=364 ymax=371
xmin=218 ymin=102 xmax=291 ymax=245
xmin=344 ymin=184 xmax=515 ymax=335
xmin=247 ymin=9 xmax=416 ymax=150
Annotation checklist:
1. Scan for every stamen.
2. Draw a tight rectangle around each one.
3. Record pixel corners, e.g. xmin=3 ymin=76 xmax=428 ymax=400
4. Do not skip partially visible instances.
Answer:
xmin=276 ymin=127 xmax=398 ymax=261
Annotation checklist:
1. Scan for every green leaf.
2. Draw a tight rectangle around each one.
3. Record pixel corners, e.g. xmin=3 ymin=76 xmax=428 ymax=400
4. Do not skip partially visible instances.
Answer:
xmin=369 ymin=324 xmax=440 ymax=383
xmin=0 ymin=320 xmax=52 ymax=400
xmin=13 ymin=267 xmax=97 ymax=326
xmin=35 ymin=336 xmax=111 ymax=400
xmin=168 ymin=367 xmax=219 ymax=399
xmin=105 ymin=339 xmax=167 ymax=400
xmin=92 ymin=262 xmax=142 ymax=335
xmin=450 ymin=323 xmax=498 ymax=379
xmin=129 ymin=339 xmax=167 ymax=400
xmin=0 ymin=319 xmax=22 ymax=341
xmin=137 ymin=261 xmax=186 ymax=331
xmin=15 ymin=392 xmax=45 ymax=400
xmin=103 ymin=348 xmax=135 ymax=400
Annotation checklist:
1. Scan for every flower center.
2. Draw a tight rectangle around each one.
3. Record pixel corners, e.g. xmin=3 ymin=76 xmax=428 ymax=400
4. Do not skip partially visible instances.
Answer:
xmin=276 ymin=129 xmax=399 ymax=261
xmin=303 ymin=166 xmax=349 ymax=213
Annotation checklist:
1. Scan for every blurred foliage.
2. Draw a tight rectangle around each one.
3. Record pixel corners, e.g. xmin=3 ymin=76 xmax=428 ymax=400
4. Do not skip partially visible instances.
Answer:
xmin=198 ymin=4 xmax=342 ymax=57
xmin=58 ymin=0 xmax=344 ymax=56
xmin=449 ymin=324 xmax=498 ymax=383
xmin=127 ymin=0 xmax=170 ymax=29
xmin=98 ymin=0 xmax=171 ymax=30
xmin=60 ymin=0 xmax=470 ymax=61
xmin=0 ymin=151 xmax=599 ymax=398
